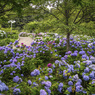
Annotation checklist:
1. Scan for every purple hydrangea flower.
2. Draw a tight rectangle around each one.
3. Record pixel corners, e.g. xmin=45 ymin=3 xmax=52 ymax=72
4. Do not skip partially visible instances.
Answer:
xmin=40 ymin=89 xmax=47 ymax=95
xmin=58 ymin=87 xmax=63 ymax=93
xmin=67 ymin=86 xmax=72 ymax=92
xmin=47 ymin=68 xmax=53 ymax=74
xmin=13 ymin=88 xmax=21 ymax=95
xmin=71 ymin=53 xmax=77 ymax=56
xmin=13 ymin=76 xmax=20 ymax=83
xmin=58 ymin=83 xmax=63 ymax=88
xmin=75 ymin=82 xmax=81 ymax=86
xmin=45 ymin=81 xmax=51 ymax=88
xmin=83 ymin=75 xmax=89 ymax=81
xmin=89 ymin=72 xmax=94 ymax=79
xmin=91 ymin=79 xmax=95 ymax=84
xmin=66 ymin=51 xmax=72 ymax=55
xmin=28 ymin=80 xmax=32 ymax=86
xmin=45 ymin=76 xmax=48 ymax=80
xmin=52 ymin=64 xmax=55 ymax=69
xmin=47 ymin=63 xmax=52 ymax=67
xmin=79 ymin=51 xmax=85 ymax=55
xmin=76 ymin=85 xmax=83 ymax=92
xmin=21 ymin=74 xmax=24 ymax=76
xmin=84 ymin=67 xmax=90 ymax=73
xmin=44 ymin=86 xmax=51 ymax=94
xmin=68 ymin=81 xmax=73 ymax=86
xmin=73 ymin=74 xmax=79 ymax=81
xmin=30 ymin=69 xmax=40 ymax=76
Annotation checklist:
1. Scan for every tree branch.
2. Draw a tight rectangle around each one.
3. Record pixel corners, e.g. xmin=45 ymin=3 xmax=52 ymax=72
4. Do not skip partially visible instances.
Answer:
xmin=73 ymin=9 xmax=82 ymax=23
xmin=70 ymin=9 xmax=76 ymax=15
xmin=0 ymin=7 xmax=13 ymax=14
xmin=0 ymin=1 xmax=8 ymax=11
xmin=40 ymin=7 xmax=60 ymax=20
xmin=56 ymin=6 xmax=65 ymax=16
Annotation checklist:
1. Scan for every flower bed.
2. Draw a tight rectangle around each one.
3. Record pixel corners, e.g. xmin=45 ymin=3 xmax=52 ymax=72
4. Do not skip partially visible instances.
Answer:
xmin=0 ymin=33 xmax=95 ymax=95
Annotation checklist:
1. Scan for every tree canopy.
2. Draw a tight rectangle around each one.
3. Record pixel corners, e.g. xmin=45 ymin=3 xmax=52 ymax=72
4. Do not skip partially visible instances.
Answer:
xmin=29 ymin=0 xmax=95 ymax=51
xmin=0 ymin=0 xmax=31 ymax=17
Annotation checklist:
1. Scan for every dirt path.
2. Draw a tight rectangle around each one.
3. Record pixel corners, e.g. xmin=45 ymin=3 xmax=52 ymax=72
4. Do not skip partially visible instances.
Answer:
xmin=18 ymin=37 xmax=34 ymax=46
xmin=13 ymin=37 xmax=34 ymax=49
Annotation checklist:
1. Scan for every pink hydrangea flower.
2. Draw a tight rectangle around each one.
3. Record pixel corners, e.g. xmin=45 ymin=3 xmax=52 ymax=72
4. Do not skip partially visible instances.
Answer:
xmin=21 ymin=43 xmax=23 ymax=45
xmin=47 ymin=63 xmax=52 ymax=67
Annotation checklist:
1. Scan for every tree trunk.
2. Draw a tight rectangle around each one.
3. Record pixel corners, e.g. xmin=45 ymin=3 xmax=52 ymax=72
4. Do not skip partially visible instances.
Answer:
xmin=64 ymin=1 xmax=70 ymax=51
xmin=66 ymin=32 xmax=70 ymax=51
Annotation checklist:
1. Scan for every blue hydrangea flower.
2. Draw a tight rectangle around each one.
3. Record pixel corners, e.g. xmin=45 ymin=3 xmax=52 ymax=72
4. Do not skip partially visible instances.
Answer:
xmin=41 ymin=81 xmax=51 ymax=88
xmin=58 ymin=87 xmax=63 ymax=93
xmin=79 ymin=51 xmax=85 ymax=55
xmin=67 ymin=86 xmax=72 ymax=92
xmin=30 ymin=69 xmax=40 ymax=76
xmin=89 ymin=72 xmax=94 ymax=79
xmin=45 ymin=76 xmax=48 ymax=80
xmin=65 ymin=51 xmax=72 ymax=55
xmin=49 ymin=75 xmax=53 ymax=78
xmin=47 ymin=68 xmax=53 ymax=74
xmin=9 ymin=42 xmax=13 ymax=45
xmin=45 ymin=81 xmax=51 ymax=88
xmin=52 ymin=64 xmax=55 ymax=69
xmin=68 ymin=81 xmax=73 ymax=86
xmin=73 ymin=74 xmax=79 ymax=81
xmin=13 ymin=76 xmax=20 ymax=83
xmin=78 ymin=79 xmax=82 ymax=83
xmin=63 ymin=70 xmax=67 ymax=79
xmin=0 ymin=85 xmax=3 ymax=92
xmin=75 ymin=82 xmax=81 ymax=86
xmin=44 ymin=86 xmax=51 ymax=94
xmin=21 ymin=74 xmax=24 ymax=77
xmin=75 ymin=63 xmax=80 ymax=68
xmin=13 ymin=88 xmax=21 ymax=95
xmin=28 ymin=80 xmax=32 ymax=86
xmin=83 ymin=75 xmax=89 ymax=81
xmin=84 ymin=67 xmax=90 ymax=73
xmin=82 ymin=54 xmax=87 ymax=59
xmin=91 ymin=79 xmax=95 ymax=84
xmin=71 ymin=53 xmax=77 ymax=56
xmin=0 ymin=80 xmax=9 ymax=92
xmin=10 ymin=73 xmax=13 ymax=75
xmin=55 ymin=60 xmax=59 ymax=64
xmin=58 ymin=83 xmax=63 ymax=88
xmin=40 ymin=89 xmax=47 ymax=95
xmin=12 ymin=71 xmax=16 ymax=73
xmin=76 ymin=85 xmax=83 ymax=92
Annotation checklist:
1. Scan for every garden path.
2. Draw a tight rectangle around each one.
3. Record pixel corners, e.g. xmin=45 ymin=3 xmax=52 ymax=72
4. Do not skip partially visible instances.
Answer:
xmin=13 ymin=37 xmax=34 ymax=49
xmin=18 ymin=37 xmax=34 ymax=46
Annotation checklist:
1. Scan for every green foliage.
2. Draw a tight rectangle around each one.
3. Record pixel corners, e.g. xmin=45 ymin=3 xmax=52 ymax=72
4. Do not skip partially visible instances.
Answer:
xmin=1 ymin=67 xmax=15 ymax=82
xmin=23 ymin=21 xmax=40 ymax=33
xmin=19 ymin=58 xmax=36 ymax=76
xmin=55 ymin=46 xmax=67 ymax=56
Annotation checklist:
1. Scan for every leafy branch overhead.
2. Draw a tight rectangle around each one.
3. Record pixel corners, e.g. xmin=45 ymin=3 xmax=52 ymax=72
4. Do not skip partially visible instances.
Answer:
xmin=0 ymin=0 xmax=31 ymax=15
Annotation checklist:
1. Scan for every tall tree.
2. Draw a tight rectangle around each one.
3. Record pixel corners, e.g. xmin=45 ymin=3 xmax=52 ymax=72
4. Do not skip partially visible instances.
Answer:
xmin=31 ymin=0 xmax=95 ymax=51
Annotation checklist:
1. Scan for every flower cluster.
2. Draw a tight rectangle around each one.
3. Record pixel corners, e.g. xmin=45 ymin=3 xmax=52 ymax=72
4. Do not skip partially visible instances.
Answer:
xmin=13 ymin=76 xmax=22 ymax=83
xmin=58 ymin=83 xmax=63 ymax=93
xmin=41 ymin=81 xmax=51 ymax=94
xmin=0 ymin=80 xmax=9 ymax=92
xmin=13 ymin=88 xmax=21 ymax=95
xmin=31 ymin=69 xmax=40 ymax=76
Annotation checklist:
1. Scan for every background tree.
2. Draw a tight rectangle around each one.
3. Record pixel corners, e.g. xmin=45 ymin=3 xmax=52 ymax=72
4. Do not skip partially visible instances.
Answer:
xmin=31 ymin=0 xmax=95 ymax=51
xmin=0 ymin=0 xmax=32 ymax=30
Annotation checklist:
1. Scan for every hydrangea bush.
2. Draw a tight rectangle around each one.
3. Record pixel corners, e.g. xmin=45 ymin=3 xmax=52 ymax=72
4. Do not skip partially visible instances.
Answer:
xmin=0 ymin=30 xmax=6 ymax=38
xmin=0 ymin=33 xmax=95 ymax=95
